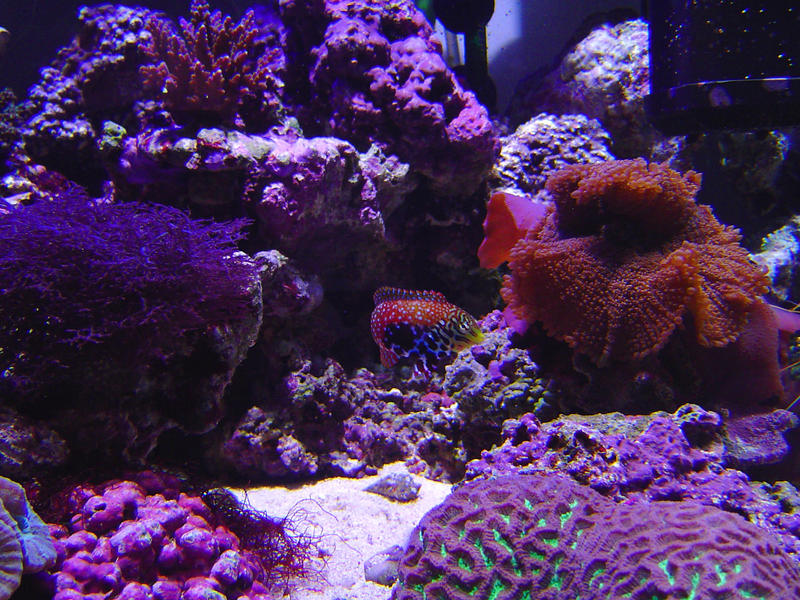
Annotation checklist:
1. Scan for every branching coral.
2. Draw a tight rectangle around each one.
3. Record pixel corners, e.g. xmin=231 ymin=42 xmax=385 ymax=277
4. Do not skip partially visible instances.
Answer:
xmin=0 ymin=188 xmax=257 ymax=398
xmin=501 ymin=159 xmax=770 ymax=365
xmin=140 ymin=0 xmax=286 ymax=129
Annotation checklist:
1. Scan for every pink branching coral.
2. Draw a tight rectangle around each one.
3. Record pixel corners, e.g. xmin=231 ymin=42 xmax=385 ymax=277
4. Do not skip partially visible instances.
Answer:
xmin=501 ymin=159 xmax=770 ymax=365
xmin=140 ymin=0 xmax=286 ymax=129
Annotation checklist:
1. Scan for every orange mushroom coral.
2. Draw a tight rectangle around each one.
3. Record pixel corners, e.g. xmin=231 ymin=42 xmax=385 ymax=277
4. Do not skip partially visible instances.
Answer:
xmin=501 ymin=159 xmax=769 ymax=366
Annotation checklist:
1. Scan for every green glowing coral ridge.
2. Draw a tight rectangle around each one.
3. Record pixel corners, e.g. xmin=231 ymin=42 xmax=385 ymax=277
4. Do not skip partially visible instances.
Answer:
xmin=392 ymin=474 xmax=800 ymax=600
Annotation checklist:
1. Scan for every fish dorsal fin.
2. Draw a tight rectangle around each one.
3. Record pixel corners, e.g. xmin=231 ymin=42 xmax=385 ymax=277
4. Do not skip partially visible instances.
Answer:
xmin=373 ymin=287 xmax=448 ymax=306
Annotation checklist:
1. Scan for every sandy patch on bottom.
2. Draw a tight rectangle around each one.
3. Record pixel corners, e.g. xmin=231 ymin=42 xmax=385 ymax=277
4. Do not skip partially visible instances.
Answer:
xmin=231 ymin=462 xmax=452 ymax=600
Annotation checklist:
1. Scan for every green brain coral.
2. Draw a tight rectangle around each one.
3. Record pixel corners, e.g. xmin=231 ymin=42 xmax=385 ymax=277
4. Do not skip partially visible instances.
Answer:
xmin=392 ymin=474 xmax=800 ymax=600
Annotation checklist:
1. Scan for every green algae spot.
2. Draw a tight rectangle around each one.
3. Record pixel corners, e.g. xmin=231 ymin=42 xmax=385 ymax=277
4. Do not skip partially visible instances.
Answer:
xmin=542 ymin=533 xmax=559 ymax=548
xmin=530 ymin=550 xmax=545 ymax=561
xmin=525 ymin=499 xmax=534 ymax=510
xmin=548 ymin=556 xmax=564 ymax=590
xmin=520 ymin=590 xmax=531 ymax=600
xmin=685 ymin=570 xmax=700 ymax=600
xmin=511 ymin=554 xmax=522 ymax=577
xmin=455 ymin=580 xmax=480 ymax=596
xmin=459 ymin=528 xmax=466 ymax=540
xmin=493 ymin=529 xmax=514 ymax=555
xmin=737 ymin=590 xmax=765 ymax=600
xmin=537 ymin=517 xmax=547 ymax=527
xmin=440 ymin=543 xmax=447 ymax=558
xmin=474 ymin=536 xmax=494 ymax=568
xmin=658 ymin=559 xmax=676 ymax=586
xmin=559 ymin=510 xmax=573 ymax=528
xmin=733 ymin=564 xmax=742 ymax=574
xmin=488 ymin=577 xmax=507 ymax=600
xmin=715 ymin=564 xmax=727 ymax=586
xmin=458 ymin=557 xmax=472 ymax=572
xmin=589 ymin=567 xmax=605 ymax=587
xmin=500 ymin=512 xmax=511 ymax=525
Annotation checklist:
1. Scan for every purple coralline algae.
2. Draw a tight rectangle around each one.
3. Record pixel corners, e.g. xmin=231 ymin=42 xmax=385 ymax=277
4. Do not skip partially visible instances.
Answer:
xmin=491 ymin=112 xmax=614 ymax=196
xmin=393 ymin=473 xmax=800 ymax=600
xmin=508 ymin=19 xmax=651 ymax=158
xmin=47 ymin=478 xmax=310 ymax=600
xmin=243 ymin=134 xmax=413 ymax=285
xmin=466 ymin=404 xmax=800 ymax=558
xmin=443 ymin=310 xmax=558 ymax=423
xmin=219 ymin=358 xmax=470 ymax=481
xmin=22 ymin=5 xmax=157 ymax=174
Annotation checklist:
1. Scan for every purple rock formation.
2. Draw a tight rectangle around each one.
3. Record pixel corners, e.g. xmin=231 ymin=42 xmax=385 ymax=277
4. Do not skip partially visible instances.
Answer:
xmin=443 ymin=310 xmax=558 ymax=423
xmin=491 ymin=112 xmax=614 ymax=196
xmin=218 ymin=311 xmax=566 ymax=482
xmin=0 ymin=407 xmax=69 ymax=480
xmin=508 ymin=19 xmax=651 ymax=158
xmin=282 ymin=0 xmax=497 ymax=195
xmin=22 ymin=5 xmax=158 ymax=175
xmin=243 ymin=134 xmax=414 ymax=287
xmin=466 ymin=405 xmax=800 ymax=558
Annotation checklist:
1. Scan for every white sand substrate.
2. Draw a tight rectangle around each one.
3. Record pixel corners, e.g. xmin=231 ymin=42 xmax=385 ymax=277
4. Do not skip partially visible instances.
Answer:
xmin=230 ymin=462 xmax=452 ymax=600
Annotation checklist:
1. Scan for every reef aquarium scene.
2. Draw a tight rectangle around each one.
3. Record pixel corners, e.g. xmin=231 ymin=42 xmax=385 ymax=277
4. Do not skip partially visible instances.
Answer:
xmin=2 ymin=0 xmax=800 ymax=598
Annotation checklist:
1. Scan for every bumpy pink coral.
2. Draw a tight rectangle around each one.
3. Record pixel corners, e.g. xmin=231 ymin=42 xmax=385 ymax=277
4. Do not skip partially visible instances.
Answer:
xmin=49 ymin=478 xmax=314 ymax=600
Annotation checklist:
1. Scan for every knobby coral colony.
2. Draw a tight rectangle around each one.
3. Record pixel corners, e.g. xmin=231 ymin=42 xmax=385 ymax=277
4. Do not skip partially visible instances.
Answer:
xmin=481 ymin=159 xmax=793 ymax=407
xmin=47 ymin=477 xmax=317 ymax=600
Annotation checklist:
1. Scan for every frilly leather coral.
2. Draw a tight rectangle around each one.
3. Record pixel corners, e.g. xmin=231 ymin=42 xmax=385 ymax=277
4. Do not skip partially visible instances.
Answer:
xmin=500 ymin=159 xmax=769 ymax=365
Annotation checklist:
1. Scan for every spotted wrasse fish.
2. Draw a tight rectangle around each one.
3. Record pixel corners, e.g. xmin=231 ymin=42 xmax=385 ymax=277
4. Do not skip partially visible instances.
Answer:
xmin=370 ymin=287 xmax=484 ymax=372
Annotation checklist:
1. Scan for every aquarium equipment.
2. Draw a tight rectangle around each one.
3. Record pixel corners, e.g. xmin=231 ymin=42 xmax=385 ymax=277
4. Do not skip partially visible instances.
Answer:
xmin=645 ymin=1 xmax=800 ymax=134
